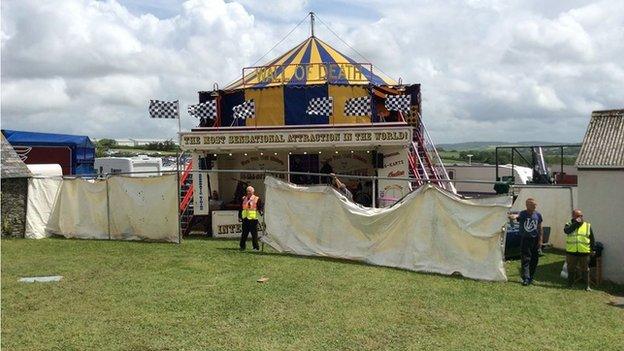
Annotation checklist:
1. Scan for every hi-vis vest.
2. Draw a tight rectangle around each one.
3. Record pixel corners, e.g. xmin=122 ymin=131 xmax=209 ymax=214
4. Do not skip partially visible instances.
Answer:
xmin=566 ymin=222 xmax=591 ymax=254
xmin=241 ymin=195 xmax=259 ymax=220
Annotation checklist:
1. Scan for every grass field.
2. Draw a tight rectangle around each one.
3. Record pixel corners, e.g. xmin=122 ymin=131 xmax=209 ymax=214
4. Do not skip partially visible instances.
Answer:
xmin=2 ymin=238 xmax=623 ymax=350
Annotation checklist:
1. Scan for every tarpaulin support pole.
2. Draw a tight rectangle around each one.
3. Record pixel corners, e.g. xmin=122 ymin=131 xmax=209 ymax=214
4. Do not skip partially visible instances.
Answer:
xmin=106 ymin=175 xmax=112 ymax=240
xmin=176 ymin=103 xmax=182 ymax=245
xmin=372 ymin=176 xmax=377 ymax=208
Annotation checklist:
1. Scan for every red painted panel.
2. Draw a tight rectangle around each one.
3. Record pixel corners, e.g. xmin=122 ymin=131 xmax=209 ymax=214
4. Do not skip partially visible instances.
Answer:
xmin=13 ymin=146 xmax=72 ymax=175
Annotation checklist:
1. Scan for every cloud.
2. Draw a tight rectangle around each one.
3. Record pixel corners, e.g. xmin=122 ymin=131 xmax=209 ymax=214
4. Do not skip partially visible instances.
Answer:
xmin=1 ymin=0 xmax=623 ymax=143
xmin=1 ymin=0 xmax=285 ymax=138
xmin=1 ymin=78 xmax=71 ymax=114
xmin=340 ymin=0 xmax=623 ymax=142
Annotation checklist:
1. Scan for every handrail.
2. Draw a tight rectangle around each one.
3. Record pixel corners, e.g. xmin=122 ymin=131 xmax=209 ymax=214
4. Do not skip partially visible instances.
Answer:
xmin=414 ymin=130 xmax=437 ymax=180
xmin=406 ymin=151 xmax=423 ymax=188
xmin=410 ymin=141 xmax=430 ymax=180
xmin=180 ymin=184 xmax=194 ymax=213
xmin=420 ymin=120 xmax=456 ymax=193
xmin=179 ymin=160 xmax=193 ymax=186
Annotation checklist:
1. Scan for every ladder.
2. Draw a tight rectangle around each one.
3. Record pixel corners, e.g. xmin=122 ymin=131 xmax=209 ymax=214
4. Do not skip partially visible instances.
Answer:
xmin=403 ymin=112 xmax=456 ymax=194
xmin=179 ymin=160 xmax=194 ymax=235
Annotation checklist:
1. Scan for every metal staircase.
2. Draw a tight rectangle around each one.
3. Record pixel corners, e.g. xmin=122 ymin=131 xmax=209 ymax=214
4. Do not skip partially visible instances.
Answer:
xmin=179 ymin=160 xmax=194 ymax=235
xmin=402 ymin=112 xmax=456 ymax=194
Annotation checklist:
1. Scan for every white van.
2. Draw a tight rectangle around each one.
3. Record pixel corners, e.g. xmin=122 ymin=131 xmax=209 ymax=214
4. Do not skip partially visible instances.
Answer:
xmin=95 ymin=155 xmax=162 ymax=177
xmin=446 ymin=163 xmax=533 ymax=195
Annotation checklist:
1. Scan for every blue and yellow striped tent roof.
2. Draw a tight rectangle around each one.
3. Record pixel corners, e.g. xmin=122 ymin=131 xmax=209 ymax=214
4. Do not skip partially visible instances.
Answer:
xmin=225 ymin=36 xmax=397 ymax=90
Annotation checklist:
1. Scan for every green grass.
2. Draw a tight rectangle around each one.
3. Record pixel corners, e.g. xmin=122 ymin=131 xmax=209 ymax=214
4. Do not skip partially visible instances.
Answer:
xmin=2 ymin=238 xmax=623 ymax=351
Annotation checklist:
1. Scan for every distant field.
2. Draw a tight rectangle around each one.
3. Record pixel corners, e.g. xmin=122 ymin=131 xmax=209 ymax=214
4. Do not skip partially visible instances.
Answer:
xmin=437 ymin=141 xmax=582 ymax=151
xmin=2 ymin=238 xmax=623 ymax=350
xmin=109 ymin=148 xmax=178 ymax=156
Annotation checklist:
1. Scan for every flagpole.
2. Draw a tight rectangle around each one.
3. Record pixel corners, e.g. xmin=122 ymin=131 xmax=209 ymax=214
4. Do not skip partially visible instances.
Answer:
xmin=176 ymin=100 xmax=182 ymax=244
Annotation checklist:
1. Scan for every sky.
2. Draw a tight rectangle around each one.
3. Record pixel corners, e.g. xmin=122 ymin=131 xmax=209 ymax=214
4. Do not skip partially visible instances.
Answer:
xmin=1 ymin=0 xmax=623 ymax=143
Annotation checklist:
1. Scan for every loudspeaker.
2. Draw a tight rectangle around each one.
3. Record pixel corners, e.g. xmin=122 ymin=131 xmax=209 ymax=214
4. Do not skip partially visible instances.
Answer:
xmin=372 ymin=151 xmax=384 ymax=168
xmin=199 ymin=154 xmax=216 ymax=170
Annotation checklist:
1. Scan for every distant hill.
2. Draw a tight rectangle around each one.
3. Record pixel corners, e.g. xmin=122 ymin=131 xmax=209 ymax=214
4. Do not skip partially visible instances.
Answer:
xmin=437 ymin=141 xmax=581 ymax=151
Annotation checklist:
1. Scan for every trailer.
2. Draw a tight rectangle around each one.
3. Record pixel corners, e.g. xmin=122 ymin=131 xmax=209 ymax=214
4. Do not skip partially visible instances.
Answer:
xmin=95 ymin=156 xmax=162 ymax=177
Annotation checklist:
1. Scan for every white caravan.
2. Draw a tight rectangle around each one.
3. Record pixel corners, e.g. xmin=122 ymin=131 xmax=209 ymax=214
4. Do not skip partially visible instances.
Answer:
xmin=95 ymin=155 xmax=162 ymax=177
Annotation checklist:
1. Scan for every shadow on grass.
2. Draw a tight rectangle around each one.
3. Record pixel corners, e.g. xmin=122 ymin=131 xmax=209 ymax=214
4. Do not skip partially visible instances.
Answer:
xmin=220 ymin=245 xmax=624 ymax=294
xmin=534 ymin=259 xmax=624 ymax=296
xmin=217 ymin=246 xmax=500 ymax=284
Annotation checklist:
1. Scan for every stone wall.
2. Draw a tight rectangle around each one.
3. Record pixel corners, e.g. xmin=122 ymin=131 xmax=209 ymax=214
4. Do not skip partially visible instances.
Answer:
xmin=1 ymin=178 xmax=28 ymax=237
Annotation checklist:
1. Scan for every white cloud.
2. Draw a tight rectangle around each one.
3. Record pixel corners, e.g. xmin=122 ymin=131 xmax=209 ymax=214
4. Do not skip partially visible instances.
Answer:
xmin=1 ymin=0 xmax=623 ymax=143
xmin=1 ymin=78 xmax=71 ymax=114
xmin=1 ymin=0 xmax=282 ymax=137
xmin=532 ymin=85 xmax=566 ymax=111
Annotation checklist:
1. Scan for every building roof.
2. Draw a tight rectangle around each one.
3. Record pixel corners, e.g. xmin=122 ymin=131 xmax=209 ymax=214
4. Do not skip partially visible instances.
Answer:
xmin=2 ymin=129 xmax=94 ymax=148
xmin=576 ymin=109 xmax=624 ymax=168
xmin=224 ymin=36 xmax=397 ymax=90
xmin=1 ymin=134 xmax=32 ymax=179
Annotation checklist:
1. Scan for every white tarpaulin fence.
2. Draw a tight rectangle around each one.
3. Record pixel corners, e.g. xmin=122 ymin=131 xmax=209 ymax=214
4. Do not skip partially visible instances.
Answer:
xmin=25 ymin=177 xmax=63 ymax=239
xmin=25 ymin=175 xmax=179 ymax=243
xmin=108 ymin=176 xmax=178 ymax=242
xmin=47 ymin=178 xmax=109 ymax=239
xmin=262 ymin=177 xmax=510 ymax=281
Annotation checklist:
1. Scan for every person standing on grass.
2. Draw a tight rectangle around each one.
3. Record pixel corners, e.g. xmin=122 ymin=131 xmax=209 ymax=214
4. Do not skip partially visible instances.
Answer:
xmin=564 ymin=209 xmax=595 ymax=291
xmin=514 ymin=198 xmax=543 ymax=286
xmin=238 ymin=186 xmax=263 ymax=251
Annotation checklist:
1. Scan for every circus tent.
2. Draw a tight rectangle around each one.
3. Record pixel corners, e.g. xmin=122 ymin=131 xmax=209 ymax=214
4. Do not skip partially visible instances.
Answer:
xmin=197 ymin=35 xmax=420 ymax=128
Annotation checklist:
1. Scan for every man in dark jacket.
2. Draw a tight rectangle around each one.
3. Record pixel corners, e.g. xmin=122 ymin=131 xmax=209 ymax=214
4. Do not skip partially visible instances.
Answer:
xmin=564 ymin=209 xmax=595 ymax=291
xmin=512 ymin=198 xmax=543 ymax=286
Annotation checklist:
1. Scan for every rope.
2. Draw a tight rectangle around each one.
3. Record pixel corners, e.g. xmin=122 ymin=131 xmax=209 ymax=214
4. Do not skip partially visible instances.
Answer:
xmin=222 ymin=13 xmax=311 ymax=89
xmin=315 ymin=15 xmax=396 ymax=82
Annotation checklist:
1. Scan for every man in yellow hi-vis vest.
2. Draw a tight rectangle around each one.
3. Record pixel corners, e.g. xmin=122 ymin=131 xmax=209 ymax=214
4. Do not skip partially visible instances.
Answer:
xmin=239 ymin=186 xmax=263 ymax=251
xmin=564 ymin=209 xmax=595 ymax=291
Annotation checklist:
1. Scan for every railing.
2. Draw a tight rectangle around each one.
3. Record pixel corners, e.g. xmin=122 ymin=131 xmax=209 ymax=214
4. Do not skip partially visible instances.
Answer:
xmin=179 ymin=160 xmax=193 ymax=186
xmin=419 ymin=118 xmax=457 ymax=194
xmin=180 ymin=184 xmax=194 ymax=213
xmin=179 ymin=160 xmax=194 ymax=215
xmin=412 ymin=141 xmax=430 ymax=180
xmin=399 ymin=110 xmax=457 ymax=194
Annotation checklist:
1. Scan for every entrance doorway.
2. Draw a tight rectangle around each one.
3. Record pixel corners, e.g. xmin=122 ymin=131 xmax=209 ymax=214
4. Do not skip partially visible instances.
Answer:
xmin=289 ymin=154 xmax=320 ymax=185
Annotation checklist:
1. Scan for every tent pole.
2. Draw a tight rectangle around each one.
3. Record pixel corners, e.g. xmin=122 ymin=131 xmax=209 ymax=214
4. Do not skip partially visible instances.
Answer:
xmin=177 ymin=101 xmax=182 ymax=244
xmin=106 ymin=175 xmax=112 ymax=240
xmin=372 ymin=175 xmax=377 ymax=208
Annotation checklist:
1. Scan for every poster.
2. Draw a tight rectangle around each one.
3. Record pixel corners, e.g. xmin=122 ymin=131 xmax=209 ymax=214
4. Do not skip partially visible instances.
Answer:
xmin=377 ymin=147 xmax=411 ymax=207
xmin=211 ymin=210 xmax=265 ymax=238
xmin=192 ymin=171 xmax=210 ymax=215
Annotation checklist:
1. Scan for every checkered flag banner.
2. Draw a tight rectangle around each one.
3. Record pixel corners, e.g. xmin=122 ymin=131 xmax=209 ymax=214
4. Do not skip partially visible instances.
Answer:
xmin=149 ymin=100 xmax=179 ymax=119
xmin=188 ymin=100 xmax=217 ymax=119
xmin=385 ymin=95 xmax=411 ymax=112
xmin=344 ymin=96 xmax=371 ymax=116
xmin=232 ymin=100 xmax=255 ymax=120
xmin=306 ymin=97 xmax=333 ymax=116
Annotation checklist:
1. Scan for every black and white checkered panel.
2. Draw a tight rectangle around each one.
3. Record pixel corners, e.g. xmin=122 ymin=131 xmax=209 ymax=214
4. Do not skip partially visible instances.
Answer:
xmin=232 ymin=99 xmax=255 ymax=120
xmin=306 ymin=97 xmax=333 ymax=116
xmin=385 ymin=95 xmax=411 ymax=112
xmin=188 ymin=100 xmax=217 ymax=119
xmin=344 ymin=96 xmax=371 ymax=116
xmin=149 ymin=100 xmax=179 ymax=119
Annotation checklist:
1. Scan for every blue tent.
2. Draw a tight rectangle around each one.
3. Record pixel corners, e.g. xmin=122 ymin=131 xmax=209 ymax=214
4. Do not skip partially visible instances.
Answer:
xmin=2 ymin=130 xmax=95 ymax=175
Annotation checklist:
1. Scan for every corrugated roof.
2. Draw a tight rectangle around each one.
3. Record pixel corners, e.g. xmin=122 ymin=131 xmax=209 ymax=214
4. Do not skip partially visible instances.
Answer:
xmin=1 ymin=134 xmax=32 ymax=178
xmin=576 ymin=109 xmax=624 ymax=168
